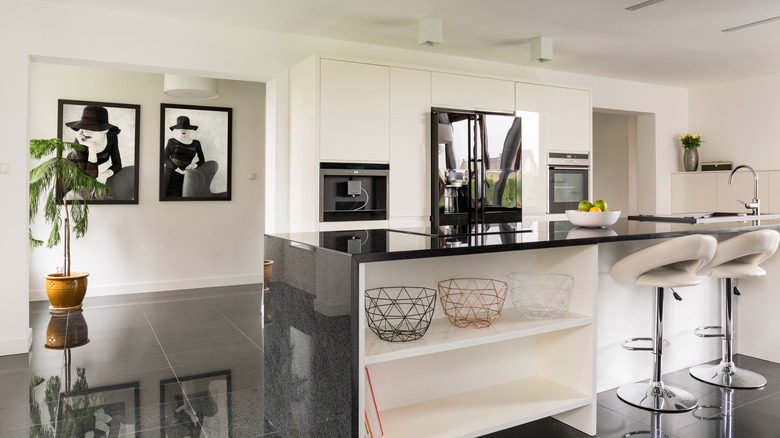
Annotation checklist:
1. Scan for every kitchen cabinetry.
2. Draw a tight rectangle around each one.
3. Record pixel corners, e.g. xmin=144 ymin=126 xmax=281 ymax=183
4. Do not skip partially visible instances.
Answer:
xmin=320 ymin=60 xmax=390 ymax=162
xmin=431 ymin=72 xmax=515 ymax=113
xmin=515 ymin=82 xmax=592 ymax=215
xmin=515 ymin=82 xmax=591 ymax=153
xmin=389 ymin=68 xmax=431 ymax=227
xmin=360 ymin=246 xmax=597 ymax=437
xmin=670 ymin=171 xmax=771 ymax=214
xmin=288 ymin=54 xmax=594 ymax=231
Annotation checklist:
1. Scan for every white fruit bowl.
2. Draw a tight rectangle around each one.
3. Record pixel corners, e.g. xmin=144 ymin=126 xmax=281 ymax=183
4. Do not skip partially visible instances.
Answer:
xmin=565 ymin=210 xmax=620 ymax=228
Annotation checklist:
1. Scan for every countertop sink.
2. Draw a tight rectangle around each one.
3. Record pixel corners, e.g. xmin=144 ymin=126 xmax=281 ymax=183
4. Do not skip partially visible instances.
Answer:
xmin=628 ymin=212 xmax=780 ymax=224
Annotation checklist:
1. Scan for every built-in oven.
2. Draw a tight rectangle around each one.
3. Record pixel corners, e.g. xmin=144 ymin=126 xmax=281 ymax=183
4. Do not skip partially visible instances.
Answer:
xmin=548 ymin=151 xmax=590 ymax=214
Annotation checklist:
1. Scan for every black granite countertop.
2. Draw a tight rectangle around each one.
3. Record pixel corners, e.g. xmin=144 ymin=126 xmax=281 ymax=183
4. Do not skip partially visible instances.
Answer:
xmin=266 ymin=217 xmax=780 ymax=263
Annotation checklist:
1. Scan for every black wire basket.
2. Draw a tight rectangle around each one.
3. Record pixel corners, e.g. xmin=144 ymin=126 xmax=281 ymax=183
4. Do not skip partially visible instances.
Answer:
xmin=365 ymin=287 xmax=437 ymax=342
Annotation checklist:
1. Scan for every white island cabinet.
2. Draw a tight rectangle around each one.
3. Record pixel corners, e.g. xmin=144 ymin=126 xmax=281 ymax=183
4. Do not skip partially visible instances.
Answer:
xmin=360 ymin=246 xmax=598 ymax=437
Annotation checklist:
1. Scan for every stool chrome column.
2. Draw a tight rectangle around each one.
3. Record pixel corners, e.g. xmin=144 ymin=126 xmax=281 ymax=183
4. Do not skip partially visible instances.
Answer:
xmin=610 ymin=234 xmax=717 ymax=412
xmin=690 ymin=229 xmax=780 ymax=389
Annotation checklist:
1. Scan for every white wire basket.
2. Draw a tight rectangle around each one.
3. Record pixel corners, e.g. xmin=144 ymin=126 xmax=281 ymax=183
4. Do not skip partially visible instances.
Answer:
xmin=506 ymin=273 xmax=574 ymax=319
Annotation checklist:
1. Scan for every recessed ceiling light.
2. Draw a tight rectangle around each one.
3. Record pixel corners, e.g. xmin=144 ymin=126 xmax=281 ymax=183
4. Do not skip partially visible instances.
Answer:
xmin=625 ymin=0 xmax=667 ymax=11
xmin=722 ymin=15 xmax=780 ymax=33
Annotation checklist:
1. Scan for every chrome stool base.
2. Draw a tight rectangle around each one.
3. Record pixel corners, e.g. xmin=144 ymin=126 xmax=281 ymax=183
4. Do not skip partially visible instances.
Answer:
xmin=617 ymin=381 xmax=698 ymax=413
xmin=690 ymin=361 xmax=767 ymax=389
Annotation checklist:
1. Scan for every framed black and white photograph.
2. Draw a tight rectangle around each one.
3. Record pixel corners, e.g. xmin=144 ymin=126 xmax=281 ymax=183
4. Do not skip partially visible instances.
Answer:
xmin=58 ymin=99 xmax=141 ymax=204
xmin=58 ymin=380 xmax=141 ymax=437
xmin=160 ymin=104 xmax=232 ymax=201
xmin=160 ymin=370 xmax=232 ymax=438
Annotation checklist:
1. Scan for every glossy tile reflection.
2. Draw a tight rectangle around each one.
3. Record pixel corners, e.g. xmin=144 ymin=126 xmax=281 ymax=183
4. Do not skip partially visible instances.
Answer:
xmin=1 ymin=285 xmax=271 ymax=438
xmin=4 ymin=286 xmax=780 ymax=437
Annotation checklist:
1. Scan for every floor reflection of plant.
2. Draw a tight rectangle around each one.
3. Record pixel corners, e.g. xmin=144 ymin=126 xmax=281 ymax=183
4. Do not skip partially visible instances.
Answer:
xmin=30 ymin=367 xmax=105 ymax=438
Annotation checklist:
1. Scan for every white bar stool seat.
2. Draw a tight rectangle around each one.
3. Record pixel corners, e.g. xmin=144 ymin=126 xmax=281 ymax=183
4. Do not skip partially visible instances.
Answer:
xmin=690 ymin=229 xmax=780 ymax=389
xmin=610 ymin=234 xmax=717 ymax=412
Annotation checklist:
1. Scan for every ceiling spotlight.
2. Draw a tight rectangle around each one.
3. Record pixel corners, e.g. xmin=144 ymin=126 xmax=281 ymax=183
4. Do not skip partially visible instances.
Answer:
xmin=418 ymin=16 xmax=442 ymax=46
xmin=531 ymin=36 xmax=553 ymax=63
xmin=164 ymin=74 xmax=219 ymax=99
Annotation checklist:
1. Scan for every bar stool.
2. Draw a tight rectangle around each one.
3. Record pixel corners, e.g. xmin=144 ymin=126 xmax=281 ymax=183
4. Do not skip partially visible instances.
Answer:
xmin=610 ymin=234 xmax=717 ymax=412
xmin=690 ymin=229 xmax=780 ymax=389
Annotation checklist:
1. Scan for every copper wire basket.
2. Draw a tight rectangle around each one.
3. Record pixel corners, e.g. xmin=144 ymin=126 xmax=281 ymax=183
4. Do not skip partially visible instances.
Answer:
xmin=437 ymin=278 xmax=508 ymax=329
xmin=365 ymin=287 xmax=437 ymax=342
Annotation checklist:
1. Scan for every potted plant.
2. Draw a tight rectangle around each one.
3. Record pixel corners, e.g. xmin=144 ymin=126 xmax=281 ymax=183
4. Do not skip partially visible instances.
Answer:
xmin=679 ymin=133 xmax=703 ymax=172
xmin=29 ymin=138 xmax=108 ymax=311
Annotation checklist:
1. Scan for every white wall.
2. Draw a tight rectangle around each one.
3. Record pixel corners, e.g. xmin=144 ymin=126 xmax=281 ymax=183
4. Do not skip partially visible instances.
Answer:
xmin=593 ymin=113 xmax=631 ymax=217
xmin=2 ymin=0 xmax=689 ymax=355
xmin=690 ymin=73 xmax=780 ymax=170
xmin=27 ymin=64 xmax=266 ymax=299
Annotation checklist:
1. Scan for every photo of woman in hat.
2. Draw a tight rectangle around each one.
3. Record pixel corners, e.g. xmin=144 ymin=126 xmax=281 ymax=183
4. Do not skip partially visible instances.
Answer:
xmin=59 ymin=100 xmax=140 ymax=203
xmin=162 ymin=115 xmax=219 ymax=197
xmin=159 ymin=104 xmax=232 ymax=201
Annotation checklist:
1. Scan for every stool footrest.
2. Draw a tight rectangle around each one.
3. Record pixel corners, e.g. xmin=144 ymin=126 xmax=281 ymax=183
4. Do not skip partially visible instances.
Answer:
xmin=694 ymin=325 xmax=724 ymax=338
xmin=622 ymin=337 xmax=670 ymax=351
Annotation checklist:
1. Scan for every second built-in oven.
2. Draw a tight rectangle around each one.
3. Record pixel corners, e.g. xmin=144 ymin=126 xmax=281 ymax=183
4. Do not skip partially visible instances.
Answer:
xmin=548 ymin=152 xmax=590 ymax=214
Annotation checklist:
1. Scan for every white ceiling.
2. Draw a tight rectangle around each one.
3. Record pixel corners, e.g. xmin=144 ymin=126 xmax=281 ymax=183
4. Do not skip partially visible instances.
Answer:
xmin=55 ymin=0 xmax=780 ymax=88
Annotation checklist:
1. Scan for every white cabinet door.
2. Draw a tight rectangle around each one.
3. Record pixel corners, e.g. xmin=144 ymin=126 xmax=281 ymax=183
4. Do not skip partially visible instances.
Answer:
xmin=431 ymin=72 xmax=515 ymax=113
xmin=767 ymin=171 xmax=780 ymax=214
xmin=389 ymin=67 xmax=431 ymax=223
xmin=320 ymin=60 xmax=390 ymax=162
xmin=516 ymin=82 xmax=591 ymax=153
xmin=547 ymin=87 xmax=591 ymax=152
xmin=514 ymin=83 xmax=546 ymax=215
xmin=671 ymin=173 xmax=717 ymax=213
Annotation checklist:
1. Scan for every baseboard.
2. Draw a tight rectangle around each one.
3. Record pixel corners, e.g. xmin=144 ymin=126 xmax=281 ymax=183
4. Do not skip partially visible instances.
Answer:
xmin=29 ymin=274 xmax=263 ymax=302
xmin=0 ymin=328 xmax=32 ymax=356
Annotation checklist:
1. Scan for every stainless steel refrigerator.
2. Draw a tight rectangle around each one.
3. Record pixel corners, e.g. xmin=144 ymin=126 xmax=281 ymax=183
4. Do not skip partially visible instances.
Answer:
xmin=431 ymin=107 xmax=522 ymax=229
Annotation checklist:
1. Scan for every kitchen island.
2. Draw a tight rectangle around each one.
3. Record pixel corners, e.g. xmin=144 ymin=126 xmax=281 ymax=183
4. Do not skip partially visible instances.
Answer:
xmin=263 ymin=218 xmax=780 ymax=437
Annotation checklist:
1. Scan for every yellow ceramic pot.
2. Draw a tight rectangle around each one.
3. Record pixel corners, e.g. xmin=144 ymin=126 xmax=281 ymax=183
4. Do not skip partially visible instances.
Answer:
xmin=45 ymin=272 xmax=89 ymax=311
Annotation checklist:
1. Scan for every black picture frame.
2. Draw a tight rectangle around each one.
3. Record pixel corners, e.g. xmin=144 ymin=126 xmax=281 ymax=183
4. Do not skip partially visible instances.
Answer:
xmin=160 ymin=370 xmax=232 ymax=438
xmin=58 ymin=381 xmax=141 ymax=437
xmin=160 ymin=104 xmax=232 ymax=201
xmin=58 ymin=99 xmax=141 ymax=204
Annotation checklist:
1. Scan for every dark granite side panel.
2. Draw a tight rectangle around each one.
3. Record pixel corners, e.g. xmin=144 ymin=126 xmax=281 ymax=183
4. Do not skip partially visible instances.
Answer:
xmin=263 ymin=235 xmax=356 ymax=437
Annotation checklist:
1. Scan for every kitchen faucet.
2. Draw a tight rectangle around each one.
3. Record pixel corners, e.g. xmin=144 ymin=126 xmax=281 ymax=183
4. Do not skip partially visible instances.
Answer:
xmin=728 ymin=164 xmax=760 ymax=216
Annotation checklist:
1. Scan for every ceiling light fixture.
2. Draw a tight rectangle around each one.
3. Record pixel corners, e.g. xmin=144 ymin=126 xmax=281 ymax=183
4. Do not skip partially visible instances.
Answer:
xmin=164 ymin=74 xmax=219 ymax=99
xmin=722 ymin=15 xmax=780 ymax=33
xmin=531 ymin=36 xmax=553 ymax=63
xmin=625 ymin=0 xmax=667 ymax=11
xmin=418 ymin=16 xmax=443 ymax=46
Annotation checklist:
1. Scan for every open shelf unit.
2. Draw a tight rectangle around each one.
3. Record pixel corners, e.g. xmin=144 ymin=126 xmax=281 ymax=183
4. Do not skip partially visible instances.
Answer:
xmin=359 ymin=245 xmax=599 ymax=437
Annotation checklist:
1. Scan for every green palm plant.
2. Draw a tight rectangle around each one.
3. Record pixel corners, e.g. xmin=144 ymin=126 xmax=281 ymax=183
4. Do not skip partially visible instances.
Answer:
xmin=29 ymin=138 xmax=108 ymax=276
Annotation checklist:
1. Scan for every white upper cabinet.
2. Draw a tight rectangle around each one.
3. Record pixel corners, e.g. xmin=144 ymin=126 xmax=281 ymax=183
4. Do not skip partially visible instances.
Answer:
xmin=320 ymin=59 xmax=390 ymax=162
xmin=547 ymin=86 xmax=591 ymax=152
xmin=431 ymin=72 xmax=515 ymax=113
xmin=516 ymin=82 xmax=591 ymax=153
xmin=389 ymin=67 xmax=431 ymax=224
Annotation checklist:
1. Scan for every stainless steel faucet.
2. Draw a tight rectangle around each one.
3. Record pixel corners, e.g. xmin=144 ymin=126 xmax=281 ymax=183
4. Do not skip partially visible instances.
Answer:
xmin=728 ymin=164 xmax=760 ymax=216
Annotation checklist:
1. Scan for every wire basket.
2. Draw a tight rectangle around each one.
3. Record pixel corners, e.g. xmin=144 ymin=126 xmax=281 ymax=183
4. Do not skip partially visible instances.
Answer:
xmin=507 ymin=272 xmax=574 ymax=319
xmin=365 ymin=287 xmax=437 ymax=342
xmin=437 ymin=278 xmax=508 ymax=329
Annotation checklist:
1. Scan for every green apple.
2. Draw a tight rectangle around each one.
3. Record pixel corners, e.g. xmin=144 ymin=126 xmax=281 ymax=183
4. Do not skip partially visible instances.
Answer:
xmin=578 ymin=200 xmax=593 ymax=212
xmin=593 ymin=199 xmax=607 ymax=212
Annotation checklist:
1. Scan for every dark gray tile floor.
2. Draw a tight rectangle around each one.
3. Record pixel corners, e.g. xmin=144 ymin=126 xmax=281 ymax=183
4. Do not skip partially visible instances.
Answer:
xmin=2 ymin=285 xmax=779 ymax=437
xmin=485 ymin=354 xmax=780 ymax=438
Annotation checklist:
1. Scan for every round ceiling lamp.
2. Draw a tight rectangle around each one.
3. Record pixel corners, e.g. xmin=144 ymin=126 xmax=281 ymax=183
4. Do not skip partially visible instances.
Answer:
xmin=164 ymin=74 xmax=219 ymax=99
